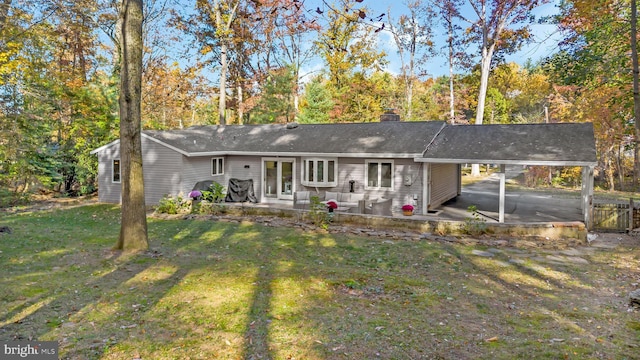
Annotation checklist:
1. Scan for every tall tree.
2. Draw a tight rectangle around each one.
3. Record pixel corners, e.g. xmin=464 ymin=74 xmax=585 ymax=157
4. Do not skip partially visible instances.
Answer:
xmin=450 ymin=0 xmax=548 ymax=175
xmin=193 ymin=0 xmax=239 ymax=126
xmin=315 ymin=3 xmax=387 ymax=121
xmin=632 ymin=0 xmax=640 ymax=185
xmin=387 ymin=0 xmax=436 ymax=120
xmin=431 ymin=0 xmax=466 ymax=123
xmin=551 ymin=0 xmax=637 ymax=188
xmin=116 ymin=0 xmax=148 ymax=251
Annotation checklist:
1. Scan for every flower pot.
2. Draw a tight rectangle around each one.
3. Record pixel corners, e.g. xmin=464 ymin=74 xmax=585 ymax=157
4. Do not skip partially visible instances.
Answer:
xmin=403 ymin=210 xmax=413 ymax=216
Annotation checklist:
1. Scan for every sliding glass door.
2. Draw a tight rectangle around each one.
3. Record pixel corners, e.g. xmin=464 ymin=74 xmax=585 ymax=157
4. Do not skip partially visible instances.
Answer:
xmin=263 ymin=158 xmax=295 ymax=200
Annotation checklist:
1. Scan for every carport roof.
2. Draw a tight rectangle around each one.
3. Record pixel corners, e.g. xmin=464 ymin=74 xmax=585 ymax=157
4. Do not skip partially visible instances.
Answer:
xmin=417 ymin=122 xmax=597 ymax=166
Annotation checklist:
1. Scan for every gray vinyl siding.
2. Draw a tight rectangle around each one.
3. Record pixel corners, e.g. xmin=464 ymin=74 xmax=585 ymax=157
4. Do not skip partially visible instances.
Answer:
xmin=226 ymin=156 xmax=263 ymax=197
xmin=296 ymin=157 xmax=426 ymax=213
xmin=141 ymin=136 xmax=183 ymax=204
xmin=182 ymin=156 xmax=223 ymax=194
xmin=429 ymin=163 xmax=459 ymax=209
xmin=95 ymin=140 xmax=455 ymax=210
xmin=96 ymin=145 xmax=122 ymax=204
xmin=394 ymin=159 xmax=425 ymax=213
xmin=94 ymin=137 xmax=184 ymax=205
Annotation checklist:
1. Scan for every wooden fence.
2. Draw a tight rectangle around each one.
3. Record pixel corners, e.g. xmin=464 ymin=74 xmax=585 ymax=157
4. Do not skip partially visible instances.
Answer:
xmin=591 ymin=199 xmax=640 ymax=232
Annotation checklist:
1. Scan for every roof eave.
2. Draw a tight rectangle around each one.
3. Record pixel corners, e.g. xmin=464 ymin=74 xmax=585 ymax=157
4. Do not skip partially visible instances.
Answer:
xmin=415 ymin=157 xmax=597 ymax=167
xmin=90 ymin=139 xmax=120 ymax=155
xmin=187 ymin=151 xmax=424 ymax=158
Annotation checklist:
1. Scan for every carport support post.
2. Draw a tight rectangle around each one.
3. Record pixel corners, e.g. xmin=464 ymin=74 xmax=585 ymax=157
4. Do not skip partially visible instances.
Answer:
xmin=581 ymin=166 xmax=594 ymax=229
xmin=499 ymin=164 xmax=506 ymax=223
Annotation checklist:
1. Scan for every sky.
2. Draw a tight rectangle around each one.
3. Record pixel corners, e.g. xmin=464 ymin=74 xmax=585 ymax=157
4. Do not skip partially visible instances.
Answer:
xmin=164 ymin=0 xmax=564 ymax=83
xmin=298 ymin=0 xmax=563 ymax=78
xmin=361 ymin=0 xmax=562 ymax=77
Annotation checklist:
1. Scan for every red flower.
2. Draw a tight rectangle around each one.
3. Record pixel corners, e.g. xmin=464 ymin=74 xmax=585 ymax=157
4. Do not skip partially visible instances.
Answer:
xmin=402 ymin=204 xmax=414 ymax=211
xmin=326 ymin=200 xmax=338 ymax=209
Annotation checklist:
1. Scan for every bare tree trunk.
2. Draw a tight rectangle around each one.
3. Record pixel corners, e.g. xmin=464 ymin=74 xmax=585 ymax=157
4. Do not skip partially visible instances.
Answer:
xmin=447 ymin=9 xmax=455 ymax=124
xmin=449 ymin=68 xmax=455 ymax=124
xmin=406 ymin=78 xmax=414 ymax=120
xmin=237 ymin=82 xmax=243 ymax=124
xmin=116 ymin=0 xmax=148 ymax=252
xmin=214 ymin=1 xmax=238 ymax=126
xmin=632 ymin=0 xmax=640 ymax=189
xmin=218 ymin=41 xmax=228 ymax=126
xmin=471 ymin=37 xmax=494 ymax=177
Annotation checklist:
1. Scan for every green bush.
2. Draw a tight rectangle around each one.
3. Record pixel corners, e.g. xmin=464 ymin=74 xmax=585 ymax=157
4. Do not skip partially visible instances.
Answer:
xmin=156 ymin=194 xmax=190 ymax=214
xmin=463 ymin=205 xmax=487 ymax=236
xmin=201 ymin=182 xmax=226 ymax=203
xmin=308 ymin=195 xmax=331 ymax=229
xmin=196 ymin=200 xmax=227 ymax=215
xmin=0 ymin=188 xmax=31 ymax=208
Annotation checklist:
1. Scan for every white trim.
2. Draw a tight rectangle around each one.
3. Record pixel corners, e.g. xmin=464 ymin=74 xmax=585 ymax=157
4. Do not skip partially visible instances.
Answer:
xmin=211 ymin=157 xmax=225 ymax=176
xmin=364 ymin=159 xmax=394 ymax=190
xmin=422 ymin=163 xmax=430 ymax=214
xmin=301 ymin=157 xmax=338 ymax=187
xmin=112 ymin=159 xmax=121 ymax=183
xmin=261 ymin=157 xmax=296 ymax=201
xmin=90 ymin=139 xmax=120 ymax=155
xmin=189 ymin=151 xmax=421 ymax=158
xmin=414 ymin=157 xmax=597 ymax=167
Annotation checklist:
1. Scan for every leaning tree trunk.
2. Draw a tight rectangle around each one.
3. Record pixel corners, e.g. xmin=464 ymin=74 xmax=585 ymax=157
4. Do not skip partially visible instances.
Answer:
xmin=116 ymin=0 xmax=148 ymax=251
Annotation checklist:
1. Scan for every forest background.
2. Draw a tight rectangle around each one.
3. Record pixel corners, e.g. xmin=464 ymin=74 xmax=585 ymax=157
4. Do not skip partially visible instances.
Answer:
xmin=0 ymin=0 xmax=636 ymax=205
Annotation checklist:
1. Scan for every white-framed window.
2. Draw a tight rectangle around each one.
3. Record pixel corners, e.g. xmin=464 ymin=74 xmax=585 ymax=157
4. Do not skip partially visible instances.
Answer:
xmin=301 ymin=158 xmax=337 ymax=187
xmin=211 ymin=157 xmax=224 ymax=176
xmin=112 ymin=159 xmax=121 ymax=183
xmin=365 ymin=160 xmax=394 ymax=190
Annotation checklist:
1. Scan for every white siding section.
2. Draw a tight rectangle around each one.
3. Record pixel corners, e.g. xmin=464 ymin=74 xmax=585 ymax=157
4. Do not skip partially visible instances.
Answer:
xmin=429 ymin=163 xmax=459 ymax=209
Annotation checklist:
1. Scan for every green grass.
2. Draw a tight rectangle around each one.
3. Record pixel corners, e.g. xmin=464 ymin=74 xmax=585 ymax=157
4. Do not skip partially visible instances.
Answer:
xmin=1 ymin=204 xmax=639 ymax=359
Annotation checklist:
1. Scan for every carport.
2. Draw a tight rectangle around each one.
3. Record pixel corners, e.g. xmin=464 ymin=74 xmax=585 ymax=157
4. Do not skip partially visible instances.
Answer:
xmin=415 ymin=123 xmax=598 ymax=226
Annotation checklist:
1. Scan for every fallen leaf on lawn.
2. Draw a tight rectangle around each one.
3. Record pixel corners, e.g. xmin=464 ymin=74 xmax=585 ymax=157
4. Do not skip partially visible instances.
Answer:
xmin=551 ymin=338 xmax=565 ymax=343
xmin=485 ymin=336 xmax=499 ymax=342
xmin=225 ymin=339 xmax=231 ymax=346
xmin=375 ymin=326 xmax=384 ymax=331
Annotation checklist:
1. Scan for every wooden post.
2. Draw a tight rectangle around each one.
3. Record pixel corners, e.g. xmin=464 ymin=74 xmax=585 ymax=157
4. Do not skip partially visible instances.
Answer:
xmin=582 ymin=166 xmax=594 ymax=230
xmin=629 ymin=198 xmax=634 ymax=233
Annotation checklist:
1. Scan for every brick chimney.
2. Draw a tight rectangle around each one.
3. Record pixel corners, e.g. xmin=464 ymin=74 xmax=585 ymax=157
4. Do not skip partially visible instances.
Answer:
xmin=380 ymin=108 xmax=400 ymax=122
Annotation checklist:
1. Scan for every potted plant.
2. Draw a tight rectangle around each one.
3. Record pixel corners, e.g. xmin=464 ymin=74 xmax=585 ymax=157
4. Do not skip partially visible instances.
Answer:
xmin=188 ymin=190 xmax=202 ymax=200
xmin=402 ymin=204 xmax=414 ymax=216
xmin=188 ymin=190 xmax=203 ymax=212
xmin=326 ymin=200 xmax=338 ymax=213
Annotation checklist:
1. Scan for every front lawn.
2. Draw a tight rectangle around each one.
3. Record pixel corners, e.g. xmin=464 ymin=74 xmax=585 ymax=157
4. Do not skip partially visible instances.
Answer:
xmin=1 ymin=204 xmax=639 ymax=359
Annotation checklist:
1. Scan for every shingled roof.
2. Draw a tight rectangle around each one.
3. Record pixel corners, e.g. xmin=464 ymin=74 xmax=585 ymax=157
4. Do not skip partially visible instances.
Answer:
xmin=140 ymin=121 xmax=446 ymax=158
xmin=419 ymin=122 xmax=597 ymax=166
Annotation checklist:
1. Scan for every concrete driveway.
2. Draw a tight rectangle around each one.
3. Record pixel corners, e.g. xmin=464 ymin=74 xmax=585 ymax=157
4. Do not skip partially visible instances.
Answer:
xmin=438 ymin=165 xmax=584 ymax=223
